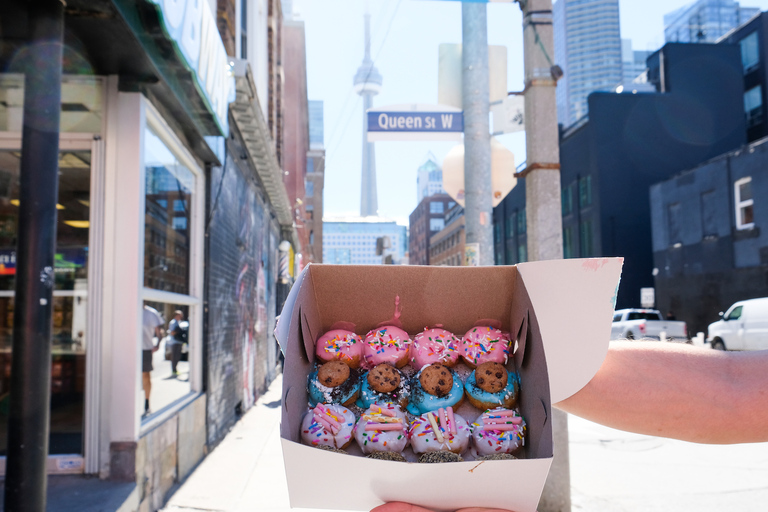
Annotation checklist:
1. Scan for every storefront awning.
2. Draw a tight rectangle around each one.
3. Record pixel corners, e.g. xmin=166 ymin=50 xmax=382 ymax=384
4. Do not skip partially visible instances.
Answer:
xmin=230 ymin=63 xmax=299 ymax=249
xmin=0 ymin=0 xmax=231 ymax=165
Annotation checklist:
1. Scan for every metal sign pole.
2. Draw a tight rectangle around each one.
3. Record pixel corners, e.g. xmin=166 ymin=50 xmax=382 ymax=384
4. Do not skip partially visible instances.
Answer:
xmin=517 ymin=1 xmax=570 ymax=511
xmin=462 ymin=2 xmax=493 ymax=266
xmin=5 ymin=1 xmax=64 ymax=510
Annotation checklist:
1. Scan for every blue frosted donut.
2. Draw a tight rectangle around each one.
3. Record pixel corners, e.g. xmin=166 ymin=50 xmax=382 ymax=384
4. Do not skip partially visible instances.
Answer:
xmin=356 ymin=366 xmax=410 ymax=409
xmin=307 ymin=366 xmax=360 ymax=407
xmin=464 ymin=362 xmax=519 ymax=410
xmin=406 ymin=365 xmax=464 ymax=415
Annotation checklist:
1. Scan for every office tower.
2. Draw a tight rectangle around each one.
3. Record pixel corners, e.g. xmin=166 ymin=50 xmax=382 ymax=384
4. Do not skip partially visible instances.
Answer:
xmin=622 ymin=39 xmax=652 ymax=84
xmin=354 ymin=9 xmax=382 ymax=217
xmin=664 ymin=0 xmax=759 ymax=43
xmin=416 ymin=152 xmax=446 ymax=202
xmin=554 ymin=0 xmax=623 ymax=127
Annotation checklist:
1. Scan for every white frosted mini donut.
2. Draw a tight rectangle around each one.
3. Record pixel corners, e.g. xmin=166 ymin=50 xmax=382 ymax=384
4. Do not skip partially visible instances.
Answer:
xmin=408 ymin=407 xmax=470 ymax=455
xmin=300 ymin=404 xmax=356 ymax=450
xmin=354 ymin=403 xmax=409 ymax=455
xmin=470 ymin=408 xmax=526 ymax=456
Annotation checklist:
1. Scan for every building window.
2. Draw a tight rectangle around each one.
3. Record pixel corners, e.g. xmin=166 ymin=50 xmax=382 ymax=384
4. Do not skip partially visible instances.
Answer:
xmin=240 ymin=0 xmax=248 ymax=59
xmin=668 ymin=202 xmax=683 ymax=246
xmin=517 ymin=243 xmax=527 ymax=263
xmin=517 ymin=209 xmax=526 ymax=235
xmin=563 ymin=225 xmax=575 ymax=259
xmin=579 ymin=175 xmax=592 ymax=208
xmin=744 ymin=85 xmax=763 ymax=127
xmin=305 ymin=179 xmax=314 ymax=197
xmin=734 ymin=177 xmax=754 ymax=230
xmin=579 ymin=219 xmax=593 ymax=257
xmin=430 ymin=218 xmax=445 ymax=232
xmin=430 ymin=202 xmax=444 ymax=214
xmin=740 ymin=32 xmax=759 ymax=73
xmin=700 ymin=190 xmax=717 ymax=238
xmin=562 ymin=184 xmax=573 ymax=216
xmin=506 ymin=212 xmax=516 ymax=239
xmin=494 ymin=221 xmax=502 ymax=244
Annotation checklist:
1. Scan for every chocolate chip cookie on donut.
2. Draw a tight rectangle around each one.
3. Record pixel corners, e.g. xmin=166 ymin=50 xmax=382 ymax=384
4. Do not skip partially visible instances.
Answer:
xmin=464 ymin=361 xmax=519 ymax=410
xmin=357 ymin=363 xmax=409 ymax=409
xmin=307 ymin=360 xmax=360 ymax=407
xmin=406 ymin=363 xmax=464 ymax=415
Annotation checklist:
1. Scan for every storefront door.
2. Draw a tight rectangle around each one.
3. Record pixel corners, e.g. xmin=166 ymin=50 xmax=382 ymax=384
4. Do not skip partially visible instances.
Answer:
xmin=0 ymin=133 xmax=100 ymax=474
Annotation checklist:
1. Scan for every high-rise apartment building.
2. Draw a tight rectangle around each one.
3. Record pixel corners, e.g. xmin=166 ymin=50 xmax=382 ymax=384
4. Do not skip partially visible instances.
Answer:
xmin=664 ymin=0 xmax=758 ymax=44
xmin=416 ymin=152 xmax=446 ymax=202
xmin=554 ymin=0 xmax=623 ymax=127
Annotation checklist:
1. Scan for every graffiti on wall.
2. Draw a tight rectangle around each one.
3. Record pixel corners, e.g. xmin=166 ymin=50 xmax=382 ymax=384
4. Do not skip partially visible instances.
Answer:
xmin=206 ymin=150 xmax=279 ymax=444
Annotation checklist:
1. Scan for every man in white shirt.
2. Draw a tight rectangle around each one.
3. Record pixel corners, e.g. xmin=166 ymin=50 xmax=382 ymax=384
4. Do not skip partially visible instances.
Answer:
xmin=142 ymin=304 xmax=164 ymax=415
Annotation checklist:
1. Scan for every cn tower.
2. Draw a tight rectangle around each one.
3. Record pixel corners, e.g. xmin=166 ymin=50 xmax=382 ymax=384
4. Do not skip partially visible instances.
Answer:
xmin=353 ymin=9 xmax=382 ymax=217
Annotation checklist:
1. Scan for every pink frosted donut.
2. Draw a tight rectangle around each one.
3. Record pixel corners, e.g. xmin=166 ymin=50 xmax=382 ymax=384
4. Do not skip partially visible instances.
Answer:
xmin=460 ymin=326 xmax=511 ymax=368
xmin=410 ymin=328 xmax=460 ymax=369
xmin=315 ymin=329 xmax=363 ymax=368
xmin=362 ymin=326 xmax=411 ymax=369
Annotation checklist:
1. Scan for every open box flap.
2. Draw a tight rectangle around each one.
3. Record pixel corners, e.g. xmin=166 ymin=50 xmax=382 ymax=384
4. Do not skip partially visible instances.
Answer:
xmin=274 ymin=264 xmax=311 ymax=355
xmin=516 ymin=257 xmax=623 ymax=404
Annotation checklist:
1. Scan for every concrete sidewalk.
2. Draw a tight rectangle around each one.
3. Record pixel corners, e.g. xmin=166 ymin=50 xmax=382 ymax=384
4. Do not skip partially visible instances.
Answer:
xmin=162 ymin=374 xmax=324 ymax=512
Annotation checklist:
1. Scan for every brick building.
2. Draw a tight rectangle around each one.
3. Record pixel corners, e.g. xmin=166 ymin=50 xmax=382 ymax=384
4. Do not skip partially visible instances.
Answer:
xmin=408 ymin=194 xmax=455 ymax=265
xmin=429 ymin=205 xmax=465 ymax=266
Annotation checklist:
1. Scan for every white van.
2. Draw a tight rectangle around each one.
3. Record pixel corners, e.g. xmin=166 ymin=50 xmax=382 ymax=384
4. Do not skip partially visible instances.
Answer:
xmin=707 ymin=297 xmax=768 ymax=351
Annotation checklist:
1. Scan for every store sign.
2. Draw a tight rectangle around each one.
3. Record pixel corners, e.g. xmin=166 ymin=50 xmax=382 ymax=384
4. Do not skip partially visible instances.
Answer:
xmin=0 ymin=250 xmax=15 ymax=275
xmin=148 ymin=0 xmax=235 ymax=134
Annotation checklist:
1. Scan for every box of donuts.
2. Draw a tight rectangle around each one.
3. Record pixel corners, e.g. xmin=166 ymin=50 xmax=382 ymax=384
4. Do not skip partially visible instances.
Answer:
xmin=274 ymin=258 xmax=623 ymax=512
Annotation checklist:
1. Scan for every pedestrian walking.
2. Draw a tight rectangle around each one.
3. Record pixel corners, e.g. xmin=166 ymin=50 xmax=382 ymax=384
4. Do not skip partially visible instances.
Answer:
xmin=167 ymin=310 xmax=186 ymax=376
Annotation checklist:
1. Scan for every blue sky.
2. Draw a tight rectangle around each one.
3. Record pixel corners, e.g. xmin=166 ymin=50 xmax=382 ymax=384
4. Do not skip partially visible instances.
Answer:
xmin=295 ymin=0 xmax=768 ymax=224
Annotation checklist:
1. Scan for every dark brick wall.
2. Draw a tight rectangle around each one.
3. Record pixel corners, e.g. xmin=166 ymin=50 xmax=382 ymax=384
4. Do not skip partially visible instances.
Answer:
xmin=205 ymin=137 xmax=280 ymax=446
xmin=651 ymin=138 xmax=768 ymax=335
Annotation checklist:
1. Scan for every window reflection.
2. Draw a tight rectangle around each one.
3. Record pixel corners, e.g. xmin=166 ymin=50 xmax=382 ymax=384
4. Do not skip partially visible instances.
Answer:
xmin=142 ymin=301 xmax=191 ymax=418
xmin=144 ymin=128 xmax=194 ymax=295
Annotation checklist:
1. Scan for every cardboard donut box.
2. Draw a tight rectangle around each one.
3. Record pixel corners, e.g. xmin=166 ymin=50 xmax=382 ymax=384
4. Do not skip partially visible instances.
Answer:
xmin=274 ymin=258 xmax=623 ymax=512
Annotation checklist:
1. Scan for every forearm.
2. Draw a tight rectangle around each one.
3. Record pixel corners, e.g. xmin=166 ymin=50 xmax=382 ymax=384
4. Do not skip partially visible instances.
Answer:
xmin=555 ymin=341 xmax=768 ymax=444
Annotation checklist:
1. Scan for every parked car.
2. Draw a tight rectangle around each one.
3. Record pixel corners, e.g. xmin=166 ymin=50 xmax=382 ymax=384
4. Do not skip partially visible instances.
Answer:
xmin=707 ymin=297 xmax=768 ymax=351
xmin=611 ymin=309 xmax=688 ymax=341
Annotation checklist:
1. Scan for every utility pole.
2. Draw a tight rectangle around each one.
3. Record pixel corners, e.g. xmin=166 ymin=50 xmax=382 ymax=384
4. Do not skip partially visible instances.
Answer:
xmin=462 ymin=2 xmax=493 ymax=266
xmin=517 ymin=0 xmax=570 ymax=511
xmin=5 ymin=1 xmax=64 ymax=510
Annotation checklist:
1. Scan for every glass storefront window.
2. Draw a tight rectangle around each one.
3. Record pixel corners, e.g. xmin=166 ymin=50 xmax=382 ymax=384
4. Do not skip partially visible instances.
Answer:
xmin=141 ymin=119 xmax=199 ymax=421
xmin=0 ymin=147 xmax=91 ymax=455
xmin=144 ymin=127 xmax=194 ymax=295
